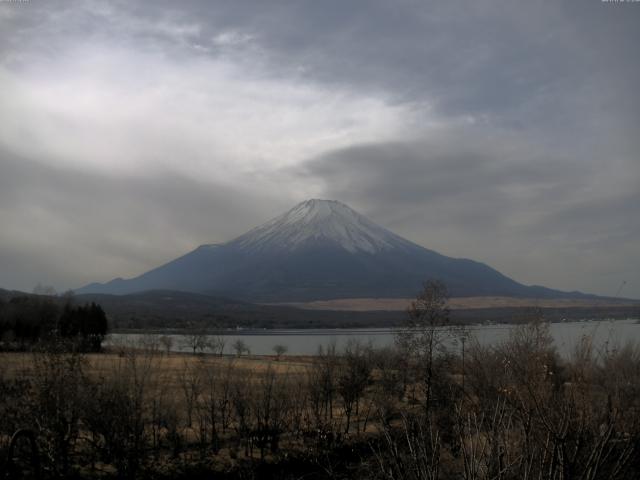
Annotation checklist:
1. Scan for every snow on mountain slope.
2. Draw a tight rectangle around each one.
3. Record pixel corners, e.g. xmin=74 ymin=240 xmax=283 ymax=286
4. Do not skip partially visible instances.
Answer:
xmin=229 ymin=199 xmax=415 ymax=254
xmin=76 ymin=198 xmax=597 ymax=301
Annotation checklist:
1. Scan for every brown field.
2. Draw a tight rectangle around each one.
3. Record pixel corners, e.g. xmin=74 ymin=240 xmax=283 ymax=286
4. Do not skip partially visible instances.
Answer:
xmin=0 ymin=350 xmax=315 ymax=381
xmin=3 ymin=321 xmax=640 ymax=479
xmin=269 ymin=295 xmax=639 ymax=311
xmin=0 ymin=348 xmax=377 ymax=478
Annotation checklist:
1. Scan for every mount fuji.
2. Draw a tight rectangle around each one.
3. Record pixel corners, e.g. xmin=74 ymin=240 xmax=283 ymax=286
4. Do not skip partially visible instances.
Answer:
xmin=77 ymin=199 xmax=589 ymax=301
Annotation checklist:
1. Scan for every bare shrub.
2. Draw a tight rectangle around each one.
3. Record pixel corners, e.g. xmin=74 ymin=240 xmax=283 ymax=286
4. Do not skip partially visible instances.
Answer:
xmin=30 ymin=341 xmax=87 ymax=476
xmin=195 ymin=357 xmax=236 ymax=453
xmin=83 ymin=351 xmax=154 ymax=479
xmin=373 ymin=413 xmax=442 ymax=480
xmin=230 ymin=367 xmax=254 ymax=457
xmin=307 ymin=343 xmax=339 ymax=436
xmin=178 ymin=358 xmax=202 ymax=428
xmin=0 ymin=365 xmax=32 ymax=462
xmin=370 ymin=347 xmax=405 ymax=427
xmin=251 ymin=366 xmax=291 ymax=458
xmin=338 ymin=340 xmax=372 ymax=434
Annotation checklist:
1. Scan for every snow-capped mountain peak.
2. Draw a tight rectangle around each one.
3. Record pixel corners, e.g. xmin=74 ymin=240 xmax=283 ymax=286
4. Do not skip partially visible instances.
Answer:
xmin=229 ymin=199 xmax=412 ymax=254
xmin=76 ymin=198 xmax=580 ymax=301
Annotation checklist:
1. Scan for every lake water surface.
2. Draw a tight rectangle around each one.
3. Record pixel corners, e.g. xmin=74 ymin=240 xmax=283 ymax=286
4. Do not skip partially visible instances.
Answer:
xmin=108 ymin=318 xmax=640 ymax=356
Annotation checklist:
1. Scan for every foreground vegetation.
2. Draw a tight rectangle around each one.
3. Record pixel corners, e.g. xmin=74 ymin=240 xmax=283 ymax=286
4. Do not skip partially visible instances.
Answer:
xmin=1 ymin=330 xmax=640 ymax=478
xmin=1 ymin=282 xmax=640 ymax=479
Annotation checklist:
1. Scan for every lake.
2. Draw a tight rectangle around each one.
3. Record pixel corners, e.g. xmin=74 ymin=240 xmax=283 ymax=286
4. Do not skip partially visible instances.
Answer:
xmin=108 ymin=318 xmax=640 ymax=356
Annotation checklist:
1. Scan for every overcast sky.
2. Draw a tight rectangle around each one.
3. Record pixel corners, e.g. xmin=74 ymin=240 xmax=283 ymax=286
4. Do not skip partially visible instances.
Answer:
xmin=1 ymin=0 xmax=638 ymax=298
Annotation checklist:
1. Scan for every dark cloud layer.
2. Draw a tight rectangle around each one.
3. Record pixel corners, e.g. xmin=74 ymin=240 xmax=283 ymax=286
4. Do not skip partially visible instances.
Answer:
xmin=295 ymin=134 xmax=639 ymax=297
xmin=0 ymin=151 xmax=290 ymax=290
xmin=0 ymin=0 xmax=638 ymax=297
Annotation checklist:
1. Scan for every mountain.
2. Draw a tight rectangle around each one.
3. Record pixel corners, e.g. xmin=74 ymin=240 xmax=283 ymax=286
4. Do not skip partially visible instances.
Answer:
xmin=76 ymin=199 xmax=595 ymax=301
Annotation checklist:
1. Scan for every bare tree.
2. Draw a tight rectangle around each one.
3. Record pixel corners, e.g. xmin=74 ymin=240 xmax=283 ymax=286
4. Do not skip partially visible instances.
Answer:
xmin=396 ymin=279 xmax=451 ymax=414
xmin=304 ymin=342 xmax=341 ymax=452
xmin=251 ymin=366 xmax=291 ymax=458
xmin=138 ymin=334 xmax=160 ymax=354
xmin=338 ymin=340 xmax=372 ymax=433
xmin=178 ymin=359 xmax=202 ymax=427
xmin=273 ymin=344 xmax=288 ymax=360
xmin=232 ymin=339 xmax=249 ymax=357
xmin=182 ymin=331 xmax=211 ymax=355
xmin=287 ymin=372 xmax=309 ymax=438
xmin=158 ymin=335 xmax=173 ymax=355
xmin=210 ymin=335 xmax=226 ymax=356
xmin=230 ymin=368 xmax=254 ymax=456
xmin=196 ymin=357 xmax=236 ymax=453
xmin=217 ymin=357 xmax=236 ymax=434
xmin=83 ymin=350 xmax=154 ymax=479
xmin=30 ymin=342 xmax=87 ymax=476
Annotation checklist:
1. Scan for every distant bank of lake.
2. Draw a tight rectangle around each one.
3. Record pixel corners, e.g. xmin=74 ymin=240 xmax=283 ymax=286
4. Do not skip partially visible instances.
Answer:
xmin=108 ymin=318 xmax=640 ymax=356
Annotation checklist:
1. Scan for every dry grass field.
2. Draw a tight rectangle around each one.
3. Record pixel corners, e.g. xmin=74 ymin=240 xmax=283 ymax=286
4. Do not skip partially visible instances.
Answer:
xmin=271 ymin=295 xmax=639 ymax=311
xmin=0 ymin=350 xmax=315 ymax=386
xmin=0 ymin=345 xmax=395 ymax=478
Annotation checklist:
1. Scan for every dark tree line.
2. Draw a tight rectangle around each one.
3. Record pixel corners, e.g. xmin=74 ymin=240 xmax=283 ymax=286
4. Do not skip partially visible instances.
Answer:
xmin=0 ymin=295 xmax=108 ymax=351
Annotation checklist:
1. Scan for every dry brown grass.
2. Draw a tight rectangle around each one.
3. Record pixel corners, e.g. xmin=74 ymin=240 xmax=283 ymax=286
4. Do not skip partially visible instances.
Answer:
xmin=268 ymin=296 xmax=638 ymax=311
xmin=0 ymin=351 xmax=314 ymax=378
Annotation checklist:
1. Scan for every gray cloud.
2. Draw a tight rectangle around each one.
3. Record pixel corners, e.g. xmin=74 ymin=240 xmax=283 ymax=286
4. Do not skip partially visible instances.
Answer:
xmin=0 ymin=150 xmax=294 ymax=291
xmin=295 ymin=135 xmax=639 ymax=297
xmin=0 ymin=0 xmax=638 ymax=298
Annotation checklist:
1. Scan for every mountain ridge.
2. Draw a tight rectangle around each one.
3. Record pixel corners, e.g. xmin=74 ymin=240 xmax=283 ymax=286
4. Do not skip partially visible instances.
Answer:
xmin=76 ymin=199 xmax=601 ymax=301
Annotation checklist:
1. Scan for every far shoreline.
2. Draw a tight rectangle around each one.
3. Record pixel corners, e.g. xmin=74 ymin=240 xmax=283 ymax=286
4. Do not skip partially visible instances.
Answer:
xmin=109 ymin=316 xmax=640 ymax=336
